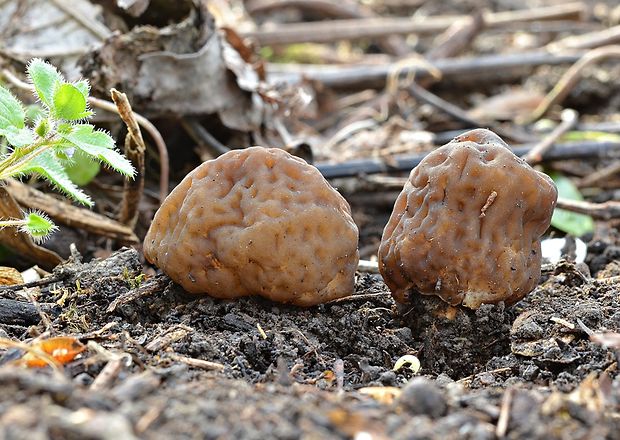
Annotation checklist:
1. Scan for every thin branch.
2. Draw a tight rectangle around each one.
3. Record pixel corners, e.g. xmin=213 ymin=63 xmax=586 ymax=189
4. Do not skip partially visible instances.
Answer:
xmin=547 ymin=24 xmax=620 ymax=51
xmin=49 ymin=0 xmax=112 ymax=40
xmin=111 ymin=89 xmax=146 ymax=229
xmin=315 ymin=140 xmax=620 ymax=178
xmin=426 ymin=12 xmax=484 ymax=60
xmin=523 ymin=45 xmax=620 ymax=124
xmin=89 ymin=97 xmax=169 ymax=204
xmin=407 ymin=81 xmax=533 ymax=143
xmin=181 ymin=118 xmax=229 ymax=157
xmin=267 ymin=50 xmax=584 ymax=89
xmin=523 ymin=108 xmax=578 ymax=165
xmin=579 ymin=160 xmax=620 ymax=188
xmin=555 ymin=198 xmax=620 ymax=220
xmin=243 ymin=2 xmax=585 ymax=45
xmin=245 ymin=0 xmax=409 ymax=56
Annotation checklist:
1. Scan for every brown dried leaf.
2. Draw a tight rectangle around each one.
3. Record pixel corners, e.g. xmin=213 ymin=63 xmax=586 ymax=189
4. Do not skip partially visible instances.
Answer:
xmin=81 ymin=3 xmax=264 ymax=131
xmin=22 ymin=336 xmax=86 ymax=368
xmin=469 ymin=89 xmax=544 ymax=122
xmin=0 ymin=266 xmax=23 ymax=286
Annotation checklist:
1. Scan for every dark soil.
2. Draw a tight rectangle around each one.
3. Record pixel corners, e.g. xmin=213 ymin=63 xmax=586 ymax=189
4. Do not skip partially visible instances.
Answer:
xmin=1 ymin=247 xmax=619 ymax=439
xmin=2 ymin=0 xmax=620 ymax=438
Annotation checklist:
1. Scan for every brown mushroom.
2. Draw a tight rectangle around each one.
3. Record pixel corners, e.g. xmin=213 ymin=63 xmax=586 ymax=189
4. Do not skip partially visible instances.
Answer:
xmin=378 ymin=129 xmax=557 ymax=309
xmin=144 ymin=147 xmax=359 ymax=306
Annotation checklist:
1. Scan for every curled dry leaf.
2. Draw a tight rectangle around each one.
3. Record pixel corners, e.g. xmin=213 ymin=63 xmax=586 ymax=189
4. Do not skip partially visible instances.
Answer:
xmin=22 ymin=336 xmax=86 ymax=368
xmin=81 ymin=2 xmax=265 ymax=131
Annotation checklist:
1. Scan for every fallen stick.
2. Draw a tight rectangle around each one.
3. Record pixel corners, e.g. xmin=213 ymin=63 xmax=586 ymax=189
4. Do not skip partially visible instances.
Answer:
xmin=315 ymin=140 xmax=620 ymax=179
xmin=244 ymin=2 xmax=585 ymax=45
xmin=555 ymin=198 xmax=620 ymax=221
xmin=0 ymin=298 xmax=59 ymax=326
xmin=6 ymin=179 xmax=139 ymax=244
xmin=523 ymin=45 xmax=620 ymax=124
xmin=547 ymin=24 xmax=620 ymax=51
xmin=245 ymin=0 xmax=409 ymax=56
xmin=267 ymin=50 xmax=584 ymax=89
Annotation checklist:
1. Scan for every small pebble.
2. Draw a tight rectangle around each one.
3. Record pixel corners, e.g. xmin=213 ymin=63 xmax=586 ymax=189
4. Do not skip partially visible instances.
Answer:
xmin=397 ymin=377 xmax=447 ymax=418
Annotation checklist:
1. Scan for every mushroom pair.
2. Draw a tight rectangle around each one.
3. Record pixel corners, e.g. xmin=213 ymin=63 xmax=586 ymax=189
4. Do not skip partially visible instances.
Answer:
xmin=144 ymin=129 xmax=557 ymax=309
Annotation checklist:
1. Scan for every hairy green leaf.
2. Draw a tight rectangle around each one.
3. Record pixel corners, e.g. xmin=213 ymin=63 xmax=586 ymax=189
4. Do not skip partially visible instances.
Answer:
xmin=65 ymin=150 xmax=101 ymax=186
xmin=21 ymin=211 xmax=57 ymax=242
xmin=25 ymin=104 xmax=46 ymax=123
xmin=35 ymin=118 xmax=50 ymax=138
xmin=27 ymin=58 xmax=63 ymax=108
xmin=0 ymin=86 xmax=25 ymax=130
xmin=549 ymin=172 xmax=594 ymax=237
xmin=61 ymin=124 xmax=135 ymax=177
xmin=20 ymin=149 xmax=93 ymax=206
xmin=53 ymin=83 xmax=89 ymax=120
xmin=73 ymin=80 xmax=90 ymax=99
xmin=0 ymin=127 xmax=35 ymax=147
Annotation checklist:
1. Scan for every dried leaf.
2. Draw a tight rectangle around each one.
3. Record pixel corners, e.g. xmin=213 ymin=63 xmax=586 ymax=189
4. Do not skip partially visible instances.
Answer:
xmin=82 ymin=3 xmax=264 ymax=131
xmin=0 ymin=266 xmax=23 ymax=285
xmin=0 ymin=0 xmax=110 ymax=75
xmin=22 ymin=336 xmax=86 ymax=368
xmin=469 ymin=89 xmax=544 ymax=122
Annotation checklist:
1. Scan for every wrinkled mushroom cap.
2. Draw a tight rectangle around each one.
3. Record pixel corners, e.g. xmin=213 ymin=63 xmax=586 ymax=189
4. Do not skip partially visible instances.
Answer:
xmin=379 ymin=129 xmax=557 ymax=309
xmin=144 ymin=147 xmax=359 ymax=306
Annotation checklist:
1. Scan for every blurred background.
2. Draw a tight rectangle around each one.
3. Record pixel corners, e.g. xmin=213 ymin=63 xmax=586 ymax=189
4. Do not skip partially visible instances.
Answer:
xmin=1 ymin=0 xmax=619 ymax=268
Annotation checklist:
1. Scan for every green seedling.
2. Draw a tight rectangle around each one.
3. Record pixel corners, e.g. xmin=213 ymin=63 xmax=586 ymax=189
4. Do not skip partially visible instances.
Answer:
xmin=0 ymin=59 xmax=134 ymax=241
xmin=549 ymin=171 xmax=594 ymax=237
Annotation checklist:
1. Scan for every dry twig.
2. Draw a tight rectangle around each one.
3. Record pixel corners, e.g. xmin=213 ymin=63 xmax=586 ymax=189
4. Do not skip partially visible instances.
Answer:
xmin=245 ymin=0 xmax=409 ymax=55
xmin=244 ymin=2 xmax=585 ymax=45
xmin=110 ymin=89 xmax=146 ymax=229
xmin=523 ymin=109 xmax=578 ymax=165
xmin=268 ymin=50 xmax=584 ymax=89
xmin=6 ymin=179 xmax=139 ymax=244
xmin=555 ymin=198 xmax=620 ymax=221
xmin=547 ymin=24 xmax=620 ymax=51
xmin=426 ymin=12 xmax=484 ymax=60
xmin=524 ymin=45 xmax=620 ymax=123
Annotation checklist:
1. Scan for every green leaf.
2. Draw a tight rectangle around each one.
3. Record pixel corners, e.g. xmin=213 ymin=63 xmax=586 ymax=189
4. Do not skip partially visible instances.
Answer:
xmin=35 ymin=118 xmax=50 ymax=138
xmin=0 ymin=126 xmax=34 ymax=147
xmin=73 ymin=80 xmax=90 ymax=99
xmin=20 ymin=149 xmax=93 ymax=206
xmin=0 ymin=86 xmax=25 ymax=130
xmin=25 ymin=104 xmax=46 ymax=124
xmin=64 ymin=150 xmax=101 ymax=186
xmin=549 ymin=172 xmax=595 ymax=237
xmin=27 ymin=58 xmax=63 ymax=108
xmin=562 ymin=131 xmax=620 ymax=143
xmin=52 ymin=83 xmax=88 ymax=120
xmin=21 ymin=211 xmax=57 ymax=242
xmin=61 ymin=124 xmax=135 ymax=177
xmin=57 ymin=122 xmax=73 ymax=134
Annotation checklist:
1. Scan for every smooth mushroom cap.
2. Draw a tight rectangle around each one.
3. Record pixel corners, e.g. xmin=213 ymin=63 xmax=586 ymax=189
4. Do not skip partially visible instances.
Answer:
xmin=144 ymin=147 xmax=359 ymax=306
xmin=378 ymin=129 xmax=558 ymax=309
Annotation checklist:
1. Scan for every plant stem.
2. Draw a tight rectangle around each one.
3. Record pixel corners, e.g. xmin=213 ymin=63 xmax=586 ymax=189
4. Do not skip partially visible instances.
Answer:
xmin=0 ymin=219 xmax=26 ymax=228
xmin=0 ymin=138 xmax=64 ymax=180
